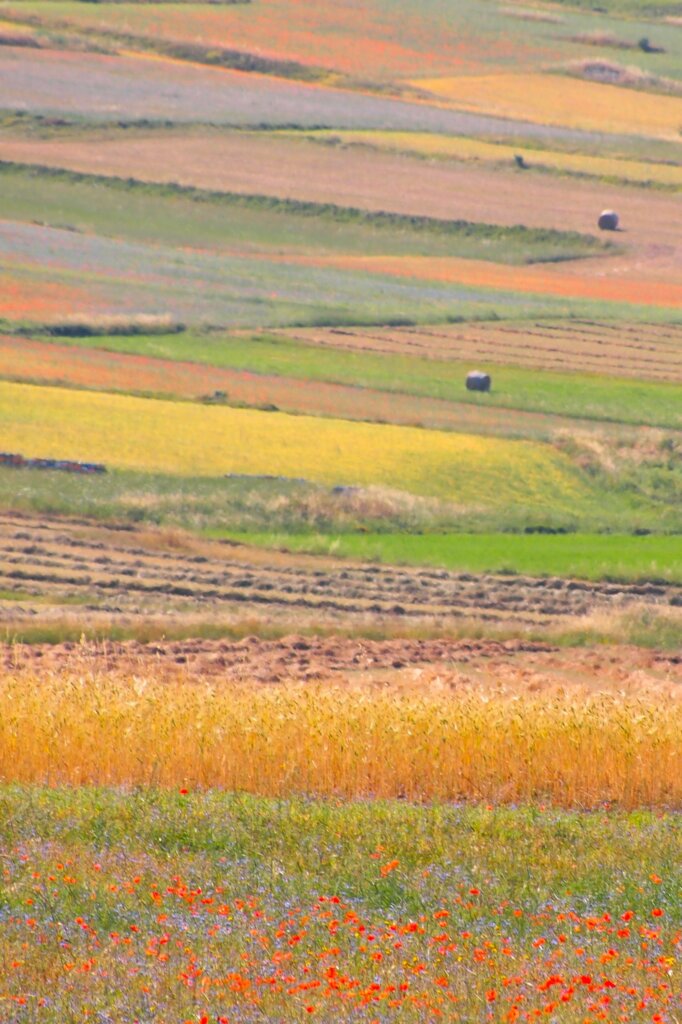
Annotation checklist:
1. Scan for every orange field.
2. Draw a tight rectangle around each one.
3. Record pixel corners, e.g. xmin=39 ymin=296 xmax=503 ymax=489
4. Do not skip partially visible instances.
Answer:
xmin=275 ymin=252 xmax=682 ymax=308
xmin=413 ymin=72 xmax=682 ymax=140
xmin=5 ymin=0 xmax=566 ymax=81
xmin=0 ymin=275 xmax=99 ymax=320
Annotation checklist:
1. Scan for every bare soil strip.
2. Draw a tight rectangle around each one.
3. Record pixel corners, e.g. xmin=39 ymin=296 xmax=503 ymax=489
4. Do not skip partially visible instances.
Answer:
xmin=0 ymin=514 xmax=679 ymax=631
xmin=277 ymin=320 xmax=682 ymax=384
xmin=2 ymin=636 xmax=679 ymax=693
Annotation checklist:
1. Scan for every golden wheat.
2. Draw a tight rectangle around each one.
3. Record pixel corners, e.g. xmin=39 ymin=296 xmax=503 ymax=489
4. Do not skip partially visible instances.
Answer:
xmin=1 ymin=667 xmax=680 ymax=808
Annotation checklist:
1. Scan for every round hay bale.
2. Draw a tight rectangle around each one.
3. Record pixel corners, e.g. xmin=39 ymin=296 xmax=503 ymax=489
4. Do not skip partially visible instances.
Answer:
xmin=466 ymin=370 xmax=491 ymax=392
xmin=598 ymin=209 xmax=619 ymax=231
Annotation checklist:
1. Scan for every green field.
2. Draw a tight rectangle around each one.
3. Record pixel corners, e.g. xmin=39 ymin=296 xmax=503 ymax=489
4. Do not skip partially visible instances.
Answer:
xmin=54 ymin=330 xmax=682 ymax=430
xmin=220 ymin=531 xmax=682 ymax=584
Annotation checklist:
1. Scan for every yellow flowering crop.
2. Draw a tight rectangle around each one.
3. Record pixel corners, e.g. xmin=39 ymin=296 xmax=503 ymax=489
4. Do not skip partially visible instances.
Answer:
xmin=0 ymin=381 xmax=588 ymax=509
xmin=412 ymin=73 xmax=682 ymax=141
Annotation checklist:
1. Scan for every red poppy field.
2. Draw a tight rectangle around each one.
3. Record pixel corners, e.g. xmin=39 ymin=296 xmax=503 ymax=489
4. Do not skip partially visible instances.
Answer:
xmin=1 ymin=786 xmax=680 ymax=1024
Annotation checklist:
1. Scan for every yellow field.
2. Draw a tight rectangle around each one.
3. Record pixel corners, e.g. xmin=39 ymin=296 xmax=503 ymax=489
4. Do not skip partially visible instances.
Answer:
xmin=301 ymin=129 xmax=682 ymax=188
xmin=411 ymin=73 xmax=682 ymax=140
xmin=0 ymin=381 xmax=587 ymax=508
xmin=2 ymin=668 xmax=680 ymax=807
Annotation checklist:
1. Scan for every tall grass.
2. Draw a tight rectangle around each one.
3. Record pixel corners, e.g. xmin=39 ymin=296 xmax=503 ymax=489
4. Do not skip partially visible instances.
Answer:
xmin=2 ymin=669 xmax=680 ymax=807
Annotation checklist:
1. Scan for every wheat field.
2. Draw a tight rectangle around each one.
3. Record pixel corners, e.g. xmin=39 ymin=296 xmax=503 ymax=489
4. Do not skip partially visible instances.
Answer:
xmin=2 ymin=667 xmax=680 ymax=807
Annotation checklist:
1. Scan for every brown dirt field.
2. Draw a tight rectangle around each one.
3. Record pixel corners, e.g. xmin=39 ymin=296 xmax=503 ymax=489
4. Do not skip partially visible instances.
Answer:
xmin=1 ymin=513 xmax=680 ymax=633
xmin=0 ymin=334 xmax=656 ymax=441
xmin=1 ymin=132 xmax=679 ymax=278
xmin=2 ymin=636 xmax=679 ymax=694
xmin=278 ymin=319 xmax=682 ymax=384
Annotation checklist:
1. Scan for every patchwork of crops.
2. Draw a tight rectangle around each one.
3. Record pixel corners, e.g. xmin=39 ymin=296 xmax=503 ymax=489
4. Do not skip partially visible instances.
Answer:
xmin=1 ymin=219 xmax=543 ymax=327
xmin=0 ymin=380 xmax=590 ymax=508
xmin=0 ymin=334 xmax=623 ymax=441
xmin=2 ymin=0 xmax=570 ymax=81
xmin=414 ymin=73 xmax=682 ymax=139
xmin=0 ymin=45 xmax=600 ymax=140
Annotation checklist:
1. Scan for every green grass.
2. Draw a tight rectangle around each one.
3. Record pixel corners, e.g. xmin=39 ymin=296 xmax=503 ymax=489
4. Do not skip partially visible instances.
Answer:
xmin=0 ymin=162 xmax=606 ymax=265
xmin=220 ymin=531 xmax=682 ymax=584
xmin=1 ymin=456 xmax=679 ymax=537
xmin=53 ymin=330 xmax=682 ymax=430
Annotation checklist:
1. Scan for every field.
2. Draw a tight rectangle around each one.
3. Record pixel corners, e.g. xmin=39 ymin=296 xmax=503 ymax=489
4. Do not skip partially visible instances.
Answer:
xmin=0 ymin=380 xmax=597 ymax=509
xmin=414 ymin=72 xmax=682 ymax=139
xmin=31 ymin=329 xmax=682 ymax=428
xmin=0 ymin=2 xmax=680 ymax=1021
xmin=292 ymin=129 xmax=682 ymax=189
xmin=225 ymin=532 xmax=682 ymax=585
xmin=2 ymin=788 xmax=680 ymax=1023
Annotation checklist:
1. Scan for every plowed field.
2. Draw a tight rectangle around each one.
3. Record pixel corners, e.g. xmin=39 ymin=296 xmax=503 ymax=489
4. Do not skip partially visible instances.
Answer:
xmin=1 ymin=514 xmax=680 ymax=633
xmin=3 ymin=636 xmax=680 ymax=693
xmin=279 ymin=320 xmax=682 ymax=383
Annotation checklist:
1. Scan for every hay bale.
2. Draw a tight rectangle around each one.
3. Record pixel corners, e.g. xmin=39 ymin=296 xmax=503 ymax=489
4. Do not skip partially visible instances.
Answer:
xmin=598 ymin=209 xmax=619 ymax=231
xmin=466 ymin=370 xmax=491 ymax=392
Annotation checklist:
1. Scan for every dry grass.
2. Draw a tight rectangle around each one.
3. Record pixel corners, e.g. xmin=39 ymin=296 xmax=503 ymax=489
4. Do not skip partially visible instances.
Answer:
xmin=500 ymin=6 xmax=563 ymax=23
xmin=1 ymin=666 xmax=680 ymax=807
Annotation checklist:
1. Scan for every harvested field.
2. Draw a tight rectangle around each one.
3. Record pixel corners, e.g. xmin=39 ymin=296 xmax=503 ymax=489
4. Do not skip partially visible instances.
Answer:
xmin=2 ymin=131 xmax=677 ymax=245
xmin=0 ymin=45 xmax=601 ymax=140
xmin=0 ymin=334 xmax=644 ymax=441
xmin=0 ymin=514 xmax=680 ymax=633
xmin=0 ymin=380 xmax=594 ymax=508
xmin=299 ymin=129 xmax=682 ymax=189
xmin=414 ymin=72 xmax=682 ymax=140
xmin=3 ymin=634 xmax=678 ymax=691
xmin=280 ymin=319 xmax=682 ymax=384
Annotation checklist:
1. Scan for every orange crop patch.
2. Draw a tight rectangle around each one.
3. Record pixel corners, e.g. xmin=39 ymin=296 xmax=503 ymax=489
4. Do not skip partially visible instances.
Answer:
xmin=413 ymin=73 xmax=682 ymax=141
xmin=278 ymin=253 xmax=682 ymax=309
xmin=0 ymin=277 xmax=99 ymax=320
xmin=11 ymin=0 xmax=564 ymax=81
